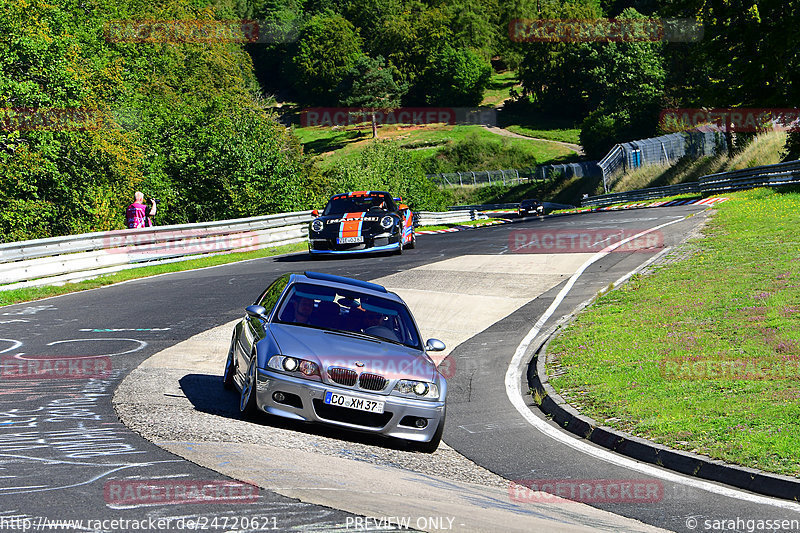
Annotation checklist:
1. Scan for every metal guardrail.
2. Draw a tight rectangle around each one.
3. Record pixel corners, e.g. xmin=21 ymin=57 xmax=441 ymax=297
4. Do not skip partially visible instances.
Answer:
xmin=698 ymin=159 xmax=800 ymax=194
xmin=582 ymin=159 xmax=800 ymax=207
xmin=581 ymin=182 xmax=701 ymax=207
xmin=0 ymin=208 xmax=482 ymax=291
xmin=415 ymin=210 xmax=479 ymax=225
xmin=447 ymin=203 xmax=518 ymax=211
xmin=0 ymin=211 xmax=313 ymax=290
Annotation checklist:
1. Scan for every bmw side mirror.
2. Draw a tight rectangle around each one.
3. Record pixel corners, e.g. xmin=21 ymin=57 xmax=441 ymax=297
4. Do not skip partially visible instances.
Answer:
xmin=245 ymin=305 xmax=267 ymax=319
xmin=425 ymin=338 xmax=446 ymax=352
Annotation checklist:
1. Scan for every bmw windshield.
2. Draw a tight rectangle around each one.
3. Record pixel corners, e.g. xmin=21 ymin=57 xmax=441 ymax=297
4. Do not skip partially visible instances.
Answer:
xmin=274 ymin=283 xmax=422 ymax=349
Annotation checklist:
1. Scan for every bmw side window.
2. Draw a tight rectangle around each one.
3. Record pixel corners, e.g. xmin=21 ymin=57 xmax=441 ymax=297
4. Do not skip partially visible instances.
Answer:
xmin=257 ymin=274 xmax=290 ymax=316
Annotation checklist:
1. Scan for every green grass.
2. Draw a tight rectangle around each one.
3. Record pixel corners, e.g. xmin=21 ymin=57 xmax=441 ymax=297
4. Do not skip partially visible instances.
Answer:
xmin=416 ymin=218 xmax=506 ymax=232
xmin=546 ymin=187 xmax=800 ymax=476
xmin=481 ymin=71 xmax=522 ymax=108
xmin=498 ymin=108 xmax=582 ymax=145
xmin=292 ymin=126 xmax=365 ymax=155
xmin=294 ymin=124 xmax=577 ymax=171
xmin=0 ymin=242 xmax=307 ymax=308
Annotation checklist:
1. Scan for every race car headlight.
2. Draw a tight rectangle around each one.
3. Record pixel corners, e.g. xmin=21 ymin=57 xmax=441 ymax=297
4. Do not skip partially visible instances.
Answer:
xmin=311 ymin=219 xmax=324 ymax=233
xmin=394 ymin=379 xmax=439 ymax=399
xmin=380 ymin=215 xmax=394 ymax=229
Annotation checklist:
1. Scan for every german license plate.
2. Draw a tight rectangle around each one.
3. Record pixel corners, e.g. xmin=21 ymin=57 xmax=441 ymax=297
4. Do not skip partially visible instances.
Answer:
xmin=324 ymin=392 xmax=384 ymax=413
xmin=337 ymin=236 xmax=364 ymax=244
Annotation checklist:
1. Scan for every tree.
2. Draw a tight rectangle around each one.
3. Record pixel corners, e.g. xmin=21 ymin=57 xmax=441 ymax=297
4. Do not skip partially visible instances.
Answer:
xmin=340 ymin=55 xmax=407 ymax=137
xmin=325 ymin=142 xmax=449 ymax=211
xmin=415 ymin=45 xmax=492 ymax=106
xmin=288 ymin=12 xmax=363 ymax=105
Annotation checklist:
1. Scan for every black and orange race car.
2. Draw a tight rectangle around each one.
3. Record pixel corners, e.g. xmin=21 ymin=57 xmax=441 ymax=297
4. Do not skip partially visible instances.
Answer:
xmin=307 ymin=191 xmax=415 ymax=256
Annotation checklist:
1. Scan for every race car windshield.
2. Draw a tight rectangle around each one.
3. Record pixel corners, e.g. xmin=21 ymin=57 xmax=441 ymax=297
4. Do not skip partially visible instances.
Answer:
xmin=275 ymin=283 xmax=422 ymax=349
xmin=323 ymin=195 xmax=395 ymax=215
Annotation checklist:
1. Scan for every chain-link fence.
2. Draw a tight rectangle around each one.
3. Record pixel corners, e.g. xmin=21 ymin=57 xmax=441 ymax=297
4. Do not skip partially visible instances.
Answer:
xmin=427 ymin=161 xmax=600 ymax=187
xmin=599 ymin=127 xmax=727 ymax=192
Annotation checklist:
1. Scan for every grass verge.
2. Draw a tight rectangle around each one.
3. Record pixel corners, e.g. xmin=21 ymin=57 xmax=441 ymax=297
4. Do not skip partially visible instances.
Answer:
xmin=546 ymin=187 xmax=800 ymax=476
xmin=0 ymin=242 xmax=307 ymax=308
xmin=416 ymin=218 xmax=506 ymax=232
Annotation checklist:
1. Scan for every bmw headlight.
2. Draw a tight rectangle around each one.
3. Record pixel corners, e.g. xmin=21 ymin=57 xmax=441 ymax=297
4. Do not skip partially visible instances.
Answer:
xmin=267 ymin=355 xmax=320 ymax=378
xmin=311 ymin=219 xmax=324 ymax=233
xmin=394 ymin=379 xmax=439 ymax=399
xmin=380 ymin=215 xmax=394 ymax=229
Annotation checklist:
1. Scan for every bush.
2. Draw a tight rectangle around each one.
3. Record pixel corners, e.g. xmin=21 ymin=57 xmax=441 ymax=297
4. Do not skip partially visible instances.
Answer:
xmin=414 ymin=46 xmax=492 ymax=106
xmin=421 ymin=132 xmax=538 ymax=174
xmin=324 ymin=142 xmax=450 ymax=211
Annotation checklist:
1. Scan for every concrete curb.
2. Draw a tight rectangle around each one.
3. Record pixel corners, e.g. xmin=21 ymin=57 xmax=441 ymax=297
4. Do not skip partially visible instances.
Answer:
xmin=527 ymin=315 xmax=800 ymax=503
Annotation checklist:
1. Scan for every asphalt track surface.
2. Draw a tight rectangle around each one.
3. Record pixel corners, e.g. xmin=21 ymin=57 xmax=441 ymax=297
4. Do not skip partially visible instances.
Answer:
xmin=0 ymin=205 xmax=798 ymax=532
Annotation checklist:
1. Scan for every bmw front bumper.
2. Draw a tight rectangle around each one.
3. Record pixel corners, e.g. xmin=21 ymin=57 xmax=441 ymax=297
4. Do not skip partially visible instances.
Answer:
xmin=255 ymin=368 xmax=445 ymax=442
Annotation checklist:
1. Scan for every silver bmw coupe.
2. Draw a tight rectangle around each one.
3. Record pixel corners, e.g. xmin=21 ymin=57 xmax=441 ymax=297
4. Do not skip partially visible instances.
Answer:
xmin=223 ymin=271 xmax=447 ymax=452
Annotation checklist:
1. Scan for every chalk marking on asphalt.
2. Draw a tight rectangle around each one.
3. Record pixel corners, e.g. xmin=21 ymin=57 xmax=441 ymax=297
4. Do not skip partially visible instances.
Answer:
xmin=0 ymin=339 xmax=22 ymax=353
xmin=504 ymin=218 xmax=800 ymax=512
xmin=47 ymin=338 xmax=147 ymax=356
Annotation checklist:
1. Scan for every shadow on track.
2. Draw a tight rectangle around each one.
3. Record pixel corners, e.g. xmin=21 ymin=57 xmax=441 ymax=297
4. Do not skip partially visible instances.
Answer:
xmin=178 ymin=373 xmax=423 ymax=452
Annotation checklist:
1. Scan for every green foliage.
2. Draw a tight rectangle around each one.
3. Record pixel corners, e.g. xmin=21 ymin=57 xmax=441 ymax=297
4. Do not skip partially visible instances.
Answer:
xmin=324 ymin=142 xmax=450 ymax=210
xmin=421 ymin=132 xmax=538 ymax=173
xmin=415 ymin=46 xmax=492 ymax=106
xmin=783 ymin=131 xmax=800 ymax=162
xmin=340 ymin=55 xmax=406 ymax=109
xmin=0 ymin=0 xmax=317 ymax=242
xmin=580 ymin=107 xmax=630 ymax=159
xmin=288 ymin=11 xmax=363 ymax=105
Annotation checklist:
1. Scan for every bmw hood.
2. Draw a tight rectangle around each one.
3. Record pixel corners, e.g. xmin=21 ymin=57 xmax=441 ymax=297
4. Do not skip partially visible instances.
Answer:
xmin=268 ymin=323 xmax=437 ymax=382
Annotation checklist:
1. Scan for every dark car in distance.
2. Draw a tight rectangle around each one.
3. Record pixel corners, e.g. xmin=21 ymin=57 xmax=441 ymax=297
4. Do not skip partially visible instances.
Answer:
xmin=518 ymin=198 xmax=544 ymax=217
xmin=307 ymin=191 xmax=415 ymax=256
